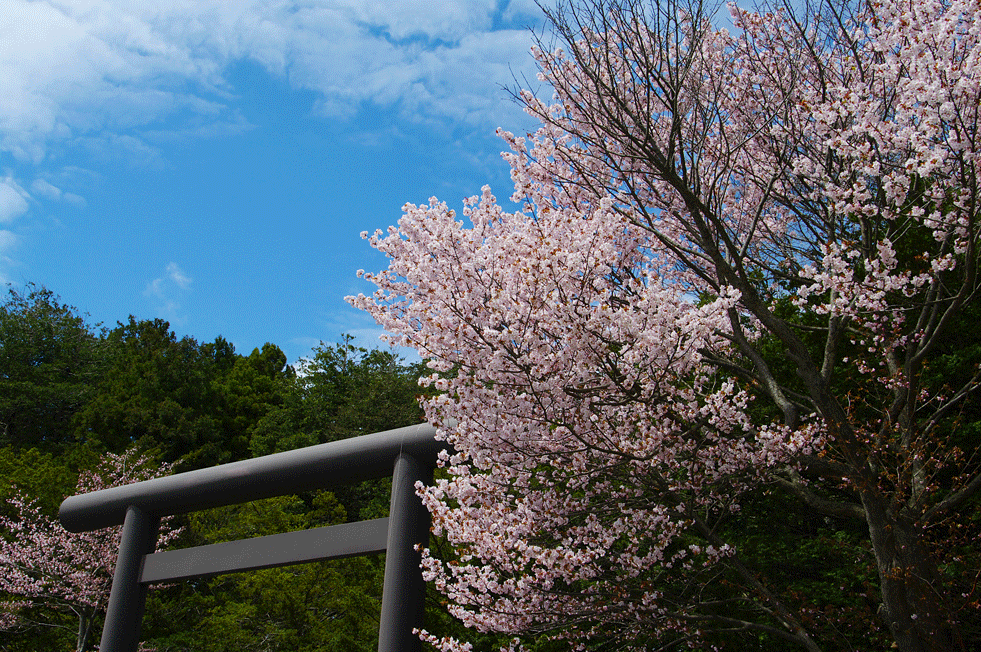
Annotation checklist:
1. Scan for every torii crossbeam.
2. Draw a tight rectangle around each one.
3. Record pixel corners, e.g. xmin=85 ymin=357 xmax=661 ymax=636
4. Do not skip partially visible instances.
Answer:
xmin=59 ymin=422 xmax=448 ymax=652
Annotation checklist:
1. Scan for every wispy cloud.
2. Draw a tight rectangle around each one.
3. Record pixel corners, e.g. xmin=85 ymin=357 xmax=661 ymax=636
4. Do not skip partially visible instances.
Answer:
xmin=144 ymin=262 xmax=193 ymax=326
xmin=29 ymin=179 xmax=61 ymax=201
xmin=0 ymin=230 xmax=20 ymax=284
xmin=0 ymin=178 xmax=25 ymax=281
xmin=29 ymin=178 xmax=88 ymax=208
xmin=165 ymin=262 xmax=192 ymax=289
xmin=0 ymin=0 xmax=543 ymax=165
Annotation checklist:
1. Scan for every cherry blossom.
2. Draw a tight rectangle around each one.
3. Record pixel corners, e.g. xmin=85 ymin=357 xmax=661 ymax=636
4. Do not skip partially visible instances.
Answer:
xmin=352 ymin=0 xmax=981 ymax=649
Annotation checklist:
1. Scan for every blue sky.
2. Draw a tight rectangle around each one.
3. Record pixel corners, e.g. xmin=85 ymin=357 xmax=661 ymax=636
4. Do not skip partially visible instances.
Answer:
xmin=0 ymin=0 xmax=545 ymax=363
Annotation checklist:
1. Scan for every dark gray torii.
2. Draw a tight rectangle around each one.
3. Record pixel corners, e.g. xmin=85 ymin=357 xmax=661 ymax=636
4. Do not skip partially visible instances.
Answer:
xmin=59 ymin=422 xmax=449 ymax=652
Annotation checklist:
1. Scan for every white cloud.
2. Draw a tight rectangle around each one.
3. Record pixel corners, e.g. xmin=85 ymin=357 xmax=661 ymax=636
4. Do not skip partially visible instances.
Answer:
xmin=75 ymin=133 xmax=165 ymax=168
xmin=502 ymin=0 xmax=543 ymax=24
xmin=145 ymin=261 xmax=192 ymax=325
xmin=29 ymin=177 xmax=88 ymax=207
xmin=279 ymin=5 xmax=541 ymax=128
xmin=0 ymin=0 xmax=544 ymax=162
xmin=0 ymin=181 xmax=29 ymax=223
xmin=30 ymin=178 xmax=61 ymax=200
xmin=63 ymin=192 xmax=87 ymax=207
xmin=166 ymin=261 xmax=192 ymax=289
xmin=0 ymin=230 xmax=18 ymax=250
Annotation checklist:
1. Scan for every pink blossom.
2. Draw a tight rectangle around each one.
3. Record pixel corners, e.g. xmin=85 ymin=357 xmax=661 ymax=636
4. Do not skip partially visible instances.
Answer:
xmin=0 ymin=449 xmax=182 ymax=652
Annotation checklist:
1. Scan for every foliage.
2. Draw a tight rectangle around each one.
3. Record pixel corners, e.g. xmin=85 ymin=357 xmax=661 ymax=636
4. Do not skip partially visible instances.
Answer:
xmin=249 ymin=337 xmax=427 ymax=524
xmin=0 ymin=447 xmax=82 ymax=517
xmin=212 ymin=342 xmax=292 ymax=462
xmin=0 ymin=284 xmax=106 ymax=451
xmin=72 ymin=317 xmax=290 ymax=467
xmin=250 ymin=336 xmax=427 ymax=457
xmin=351 ymin=0 xmax=981 ymax=650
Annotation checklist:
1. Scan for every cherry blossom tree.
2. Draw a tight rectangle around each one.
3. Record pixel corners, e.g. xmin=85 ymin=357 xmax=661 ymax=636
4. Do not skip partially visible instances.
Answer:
xmin=0 ymin=449 xmax=181 ymax=652
xmin=351 ymin=0 xmax=980 ymax=650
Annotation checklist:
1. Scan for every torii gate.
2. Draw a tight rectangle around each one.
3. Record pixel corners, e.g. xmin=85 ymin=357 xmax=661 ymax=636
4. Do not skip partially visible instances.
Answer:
xmin=59 ymin=422 xmax=448 ymax=652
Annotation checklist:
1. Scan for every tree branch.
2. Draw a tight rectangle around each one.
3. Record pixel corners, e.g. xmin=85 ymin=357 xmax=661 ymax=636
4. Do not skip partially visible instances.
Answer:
xmin=772 ymin=467 xmax=866 ymax=520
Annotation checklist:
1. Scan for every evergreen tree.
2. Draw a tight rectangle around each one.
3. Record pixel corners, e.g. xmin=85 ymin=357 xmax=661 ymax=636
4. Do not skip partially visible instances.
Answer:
xmin=0 ymin=284 xmax=106 ymax=452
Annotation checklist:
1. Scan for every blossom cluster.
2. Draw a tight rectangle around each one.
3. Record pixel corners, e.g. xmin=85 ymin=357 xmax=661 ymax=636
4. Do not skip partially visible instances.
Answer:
xmin=353 ymin=188 xmax=816 ymax=640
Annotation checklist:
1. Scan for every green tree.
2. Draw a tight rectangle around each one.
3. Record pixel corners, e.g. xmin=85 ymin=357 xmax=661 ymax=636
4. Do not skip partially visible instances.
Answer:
xmin=72 ymin=318 xmax=290 ymax=467
xmin=0 ymin=284 xmax=107 ymax=452
xmin=212 ymin=343 xmax=292 ymax=461
xmin=250 ymin=337 xmax=427 ymax=523
xmin=0 ymin=446 xmax=83 ymax=516
xmin=250 ymin=336 xmax=426 ymax=456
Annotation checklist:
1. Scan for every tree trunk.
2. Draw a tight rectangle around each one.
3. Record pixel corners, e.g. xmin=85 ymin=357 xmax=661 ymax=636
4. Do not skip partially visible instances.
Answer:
xmin=862 ymin=493 xmax=960 ymax=652
xmin=76 ymin=609 xmax=93 ymax=652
